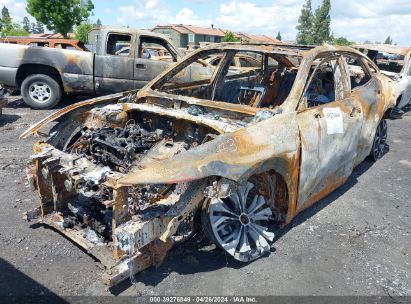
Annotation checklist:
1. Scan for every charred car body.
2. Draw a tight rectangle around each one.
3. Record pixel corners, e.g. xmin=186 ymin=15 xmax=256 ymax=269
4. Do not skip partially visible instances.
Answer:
xmin=21 ymin=43 xmax=395 ymax=286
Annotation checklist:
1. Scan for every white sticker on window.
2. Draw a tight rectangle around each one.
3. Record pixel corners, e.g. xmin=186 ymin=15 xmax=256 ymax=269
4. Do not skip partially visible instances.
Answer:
xmin=323 ymin=107 xmax=343 ymax=134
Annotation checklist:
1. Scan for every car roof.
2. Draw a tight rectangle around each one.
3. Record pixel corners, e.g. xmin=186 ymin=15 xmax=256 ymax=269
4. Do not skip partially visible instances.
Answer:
xmin=195 ymin=42 xmax=367 ymax=59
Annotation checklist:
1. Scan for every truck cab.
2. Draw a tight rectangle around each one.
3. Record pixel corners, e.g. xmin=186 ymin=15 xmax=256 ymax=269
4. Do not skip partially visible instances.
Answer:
xmin=89 ymin=27 xmax=183 ymax=94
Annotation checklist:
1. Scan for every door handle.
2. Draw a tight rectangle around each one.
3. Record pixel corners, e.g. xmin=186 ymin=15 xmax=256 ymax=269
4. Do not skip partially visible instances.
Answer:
xmin=350 ymin=106 xmax=361 ymax=117
xmin=314 ymin=113 xmax=322 ymax=119
xmin=136 ymin=63 xmax=146 ymax=69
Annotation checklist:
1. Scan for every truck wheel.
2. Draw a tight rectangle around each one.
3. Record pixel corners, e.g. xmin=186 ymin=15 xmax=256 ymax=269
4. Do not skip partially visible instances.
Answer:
xmin=21 ymin=74 xmax=62 ymax=109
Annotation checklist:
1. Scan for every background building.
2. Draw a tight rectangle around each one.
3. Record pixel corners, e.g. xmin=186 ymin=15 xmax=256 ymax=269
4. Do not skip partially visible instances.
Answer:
xmin=153 ymin=24 xmax=280 ymax=49
xmin=153 ymin=24 xmax=225 ymax=49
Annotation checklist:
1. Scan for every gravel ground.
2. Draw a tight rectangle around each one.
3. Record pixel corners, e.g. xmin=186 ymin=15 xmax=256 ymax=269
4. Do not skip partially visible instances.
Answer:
xmin=0 ymin=96 xmax=410 ymax=298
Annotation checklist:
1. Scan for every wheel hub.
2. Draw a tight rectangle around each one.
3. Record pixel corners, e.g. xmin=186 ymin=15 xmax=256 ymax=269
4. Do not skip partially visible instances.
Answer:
xmin=29 ymin=82 xmax=52 ymax=103
xmin=239 ymin=213 xmax=250 ymax=225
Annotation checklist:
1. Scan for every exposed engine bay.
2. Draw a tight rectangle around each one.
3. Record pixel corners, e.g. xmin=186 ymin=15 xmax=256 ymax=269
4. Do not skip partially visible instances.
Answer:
xmin=44 ymin=106 xmax=221 ymax=242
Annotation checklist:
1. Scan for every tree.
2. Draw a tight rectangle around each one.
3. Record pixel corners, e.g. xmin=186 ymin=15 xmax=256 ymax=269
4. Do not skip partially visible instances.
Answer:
xmin=22 ymin=16 xmax=31 ymax=32
xmin=332 ymin=36 xmax=352 ymax=46
xmin=312 ymin=0 xmax=331 ymax=44
xmin=35 ymin=21 xmax=45 ymax=34
xmin=296 ymin=0 xmax=314 ymax=45
xmin=75 ymin=22 xmax=93 ymax=43
xmin=1 ymin=6 xmax=12 ymax=33
xmin=26 ymin=0 xmax=94 ymax=38
xmin=95 ymin=18 xmax=102 ymax=27
xmin=30 ymin=22 xmax=37 ymax=34
xmin=1 ymin=23 xmax=30 ymax=37
xmin=276 ymin=31 xmax=282 ymax=41
xmin=384 ymin=36 xmax=393 ymax=45
xmin=222 ymin=31 xmax=240 ymax=42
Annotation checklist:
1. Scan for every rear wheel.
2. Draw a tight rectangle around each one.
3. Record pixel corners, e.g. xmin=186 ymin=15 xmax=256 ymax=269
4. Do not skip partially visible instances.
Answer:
xmin=201 ymin=182 xmax=274 ymax=262
xmin=370 ymin=119 xmax=388 ymax=161
xmin=21 ymin=74 xmax=62 ymax=109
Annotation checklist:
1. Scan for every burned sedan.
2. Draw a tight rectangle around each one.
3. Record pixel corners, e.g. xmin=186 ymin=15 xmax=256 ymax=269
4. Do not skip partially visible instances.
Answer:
xmin=21 ymin=43 xmax=395 ymax=286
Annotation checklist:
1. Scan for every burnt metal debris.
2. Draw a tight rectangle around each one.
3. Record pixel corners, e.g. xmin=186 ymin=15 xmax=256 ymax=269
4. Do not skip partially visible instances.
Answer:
xmin=21 ymin=43 xmax=396 ymax=287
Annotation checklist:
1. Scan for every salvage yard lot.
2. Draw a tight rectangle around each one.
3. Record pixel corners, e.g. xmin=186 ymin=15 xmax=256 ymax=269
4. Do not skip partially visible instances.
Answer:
xmin=0 ymin=96 xmax=410 ymax=297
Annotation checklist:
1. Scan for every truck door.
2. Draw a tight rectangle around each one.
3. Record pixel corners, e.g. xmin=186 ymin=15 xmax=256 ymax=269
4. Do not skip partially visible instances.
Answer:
xmin=94 ymin=33 xmax=135 ymax=94
xmin=133 ymin=35 xmax=177 ymax=89
xmin=296 ymin=55 xmax=363 ymax=213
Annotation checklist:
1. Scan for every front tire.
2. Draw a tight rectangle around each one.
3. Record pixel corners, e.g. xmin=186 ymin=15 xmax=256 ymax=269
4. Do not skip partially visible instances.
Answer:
xmin=201 ymin=182 xmax=274 ymax=262
xmin=370 ymin=119 xmax=388 ymax=161
xmin=21 ymin=74 xmax=62 ymax=109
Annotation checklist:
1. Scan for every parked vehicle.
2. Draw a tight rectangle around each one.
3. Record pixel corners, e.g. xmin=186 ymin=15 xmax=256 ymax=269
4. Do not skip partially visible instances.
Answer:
xmin=21 ymin=43 xmax=395 ymax=286
xmin=0 ymin=27 xmax=183 ymax=109
xmin=0 ymin=37 xmax=88 ymax=51
xmin=0 ymin=88 xmax=7 ymax=115
xmin=354 ymin=44 xmax=411 ymax=116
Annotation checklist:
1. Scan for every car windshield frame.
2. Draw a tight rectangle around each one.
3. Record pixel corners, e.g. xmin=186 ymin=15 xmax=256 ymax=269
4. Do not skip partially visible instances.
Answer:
xmin=150 ymin=46 xmax=301 ymax=109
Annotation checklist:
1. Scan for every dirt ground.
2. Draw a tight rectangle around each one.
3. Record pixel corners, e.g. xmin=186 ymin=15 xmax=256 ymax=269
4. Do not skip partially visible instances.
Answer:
xmin=0 ymin=96 xmax=410 ymax=298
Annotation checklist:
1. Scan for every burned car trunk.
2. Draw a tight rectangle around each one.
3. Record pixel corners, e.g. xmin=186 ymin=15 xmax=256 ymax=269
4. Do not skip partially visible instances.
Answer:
xmin=21 ymin=44 xmax=396 ymax=286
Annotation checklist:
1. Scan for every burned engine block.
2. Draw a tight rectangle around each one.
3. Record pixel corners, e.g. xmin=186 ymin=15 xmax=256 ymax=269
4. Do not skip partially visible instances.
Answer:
xmin=70 ymin=121 xmax=164 ymax=173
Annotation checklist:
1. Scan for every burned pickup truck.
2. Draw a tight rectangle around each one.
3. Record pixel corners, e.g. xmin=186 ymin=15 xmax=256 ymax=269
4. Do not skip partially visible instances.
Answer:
xmin=21 ymin=43 xmax=395 ymax=286
xmin=0 ymin=27 xmax=183 ymax=109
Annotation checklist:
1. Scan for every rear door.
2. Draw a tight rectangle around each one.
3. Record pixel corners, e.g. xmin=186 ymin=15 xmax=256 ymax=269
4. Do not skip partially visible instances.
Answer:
xmin=94 ymin=32 xmax=135 ymax=94
xmin=343 ymin=54 xmax=383 ymax=164
xmin=296 ymin=54 xmax=363 ymax=212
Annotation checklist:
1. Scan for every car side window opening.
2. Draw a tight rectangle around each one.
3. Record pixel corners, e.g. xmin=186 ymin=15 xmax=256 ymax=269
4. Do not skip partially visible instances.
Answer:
xmin=239 ymin=57 xmax=260 ymax=68
xmin=303 ymin=57 xmax=341 ymax=108
xmin=138 ymin=36 xmax=177 ymax=62
xmin=155 ymin=50 xmax=299 ymax=108
xmin=106 ymin=34 xmax=131 ymax=56
xmin=345 ymin=56 xmax=372 ymax=90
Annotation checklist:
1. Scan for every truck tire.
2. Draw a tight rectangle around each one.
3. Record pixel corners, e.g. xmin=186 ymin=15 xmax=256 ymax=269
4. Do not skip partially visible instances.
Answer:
xmin=21 ymin=74 xmax=62 ymax=109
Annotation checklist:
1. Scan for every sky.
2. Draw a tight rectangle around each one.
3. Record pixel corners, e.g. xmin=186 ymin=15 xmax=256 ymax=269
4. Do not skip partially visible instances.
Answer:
xmin=1 ymin=0 xmax=410 ymax=45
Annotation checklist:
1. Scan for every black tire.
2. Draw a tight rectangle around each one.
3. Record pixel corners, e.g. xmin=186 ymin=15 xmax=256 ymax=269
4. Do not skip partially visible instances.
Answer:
xmin=21 ymin=74 xmax=62 ymax=109
xmin=370 ymin=119 xmax=388 ymax=161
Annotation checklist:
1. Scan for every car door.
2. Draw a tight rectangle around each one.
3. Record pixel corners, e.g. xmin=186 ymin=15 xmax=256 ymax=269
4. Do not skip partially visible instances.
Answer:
xmin=399 ymin=51 xmax=411 ymax=109
xmin=344 ymin=55 xmax=383 ymax=165
xmin=296 ymin=55 xmax=364 ymax=212
xmin=133 ymin=35 xmax=177 ymax=89
xmin=94 ymin=32 xmax=135 ymax=94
